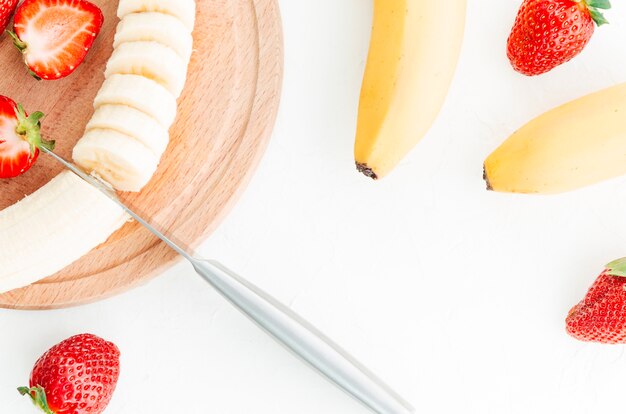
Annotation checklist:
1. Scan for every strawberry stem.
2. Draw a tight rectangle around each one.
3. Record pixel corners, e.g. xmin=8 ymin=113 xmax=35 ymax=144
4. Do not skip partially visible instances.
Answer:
xmin=578 ymin=0 xmax=611 ymax=26
xmin=606 ymin=258 xmax=626 ymax=277
xmin=5 ymin=30 xmax=27 ymax=52
xmin=18 ymin=386 xmax=55 ymax=414
xmin=14 ymin=104 xmax=55 ymax=155
xmin=5 ymin=31 xmax=42 ymax=80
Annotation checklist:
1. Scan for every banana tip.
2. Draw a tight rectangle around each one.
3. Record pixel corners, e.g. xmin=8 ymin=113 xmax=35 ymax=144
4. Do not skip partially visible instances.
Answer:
xmin=356 ymin=162 xmax=378 ymax=180
xmin=483 ymin=165 xmax=493 ymax=191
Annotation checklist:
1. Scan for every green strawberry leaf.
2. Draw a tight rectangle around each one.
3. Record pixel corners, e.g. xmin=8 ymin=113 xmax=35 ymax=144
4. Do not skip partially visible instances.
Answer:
xmin=589 ymin=9 xmax=609 ymax=26
xmin=587 ymin=0 xmax=611 ymax=10
xmin=18 ymin=386 xmax=55 ymax=414
xmin=581 ymin=0 xmax=611 ymax=26
xmin=13 ymin=104 xmax=53 ymax=155
xmin=606 ymin=257 xmax=626 ymax=277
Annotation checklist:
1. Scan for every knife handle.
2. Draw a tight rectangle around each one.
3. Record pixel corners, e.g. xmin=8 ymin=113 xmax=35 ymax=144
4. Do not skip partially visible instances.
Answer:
xmin=191 ymin=259 xmax=414 ymax=414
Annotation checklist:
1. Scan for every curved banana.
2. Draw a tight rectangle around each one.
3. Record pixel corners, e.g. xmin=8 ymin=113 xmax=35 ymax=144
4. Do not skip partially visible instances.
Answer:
xmin=354 ymin=0 xmax=466 ymax=179
xmin=484 ymin=83 xmax=626 ymax=194
xmin=0 ymin=171 xmax=128 ymax=294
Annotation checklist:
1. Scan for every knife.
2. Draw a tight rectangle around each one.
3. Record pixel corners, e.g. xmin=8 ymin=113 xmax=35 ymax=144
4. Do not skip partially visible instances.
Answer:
xmin=42 ymin=147 xmax=414 ymax=414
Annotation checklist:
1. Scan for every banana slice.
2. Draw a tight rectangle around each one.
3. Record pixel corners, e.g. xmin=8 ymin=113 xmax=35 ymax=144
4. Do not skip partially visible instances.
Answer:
xmin=73 ymin=129 xmax=160 ymax=192
xmin=114 ymin=12 xmax=193 ymax=62
xmin=105 ymin=41 xmax=188 ymax=97
xmin=86 ymin=104 xmax=169 ymax=157
xmin=118 ymin=0 xmax=196 ymax=31
xmin=0 ymin=171 xmax=128 ymax=294
xmin=94 ymin=74 xmax=177 ymax=128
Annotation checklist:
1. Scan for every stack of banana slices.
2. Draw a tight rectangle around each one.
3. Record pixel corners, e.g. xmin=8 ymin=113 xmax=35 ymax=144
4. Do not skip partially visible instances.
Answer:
xmin=75 ymin=1 xmax=195 ymax=192
xmin=0 ymin=0 xmax=196 ymax=294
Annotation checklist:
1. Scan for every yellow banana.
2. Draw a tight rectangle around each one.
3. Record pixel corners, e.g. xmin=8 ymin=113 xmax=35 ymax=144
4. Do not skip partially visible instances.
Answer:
xmin=484 ymin=83 xmax=626 ymax=194
xmin=354 ymin=0 xmax=466 ymax=179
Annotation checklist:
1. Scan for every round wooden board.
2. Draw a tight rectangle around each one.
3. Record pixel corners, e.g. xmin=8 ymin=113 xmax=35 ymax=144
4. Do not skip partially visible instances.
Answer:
xmin=0 ymin=0 xmax=283 ymax=309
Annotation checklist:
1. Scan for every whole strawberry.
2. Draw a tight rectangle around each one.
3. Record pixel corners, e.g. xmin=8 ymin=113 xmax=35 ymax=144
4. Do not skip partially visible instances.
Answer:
xmin=507 ymin=0 xmax=611 ymax=76
xmin=566 ymin=258 xmax=626 ymax=344
xmin=0 ymin=0 xmax=18 ymax=32
xmin=19 ymin=334 xmax=120 ymax=414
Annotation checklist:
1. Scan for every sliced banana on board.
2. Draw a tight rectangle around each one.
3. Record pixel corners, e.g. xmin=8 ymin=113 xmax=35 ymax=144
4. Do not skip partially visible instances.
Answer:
xmin=86 ymin=104 xmax=169 ymax=157
xmin=118 ymin=0 xmax=196 ymax=31
xmin=106 ymin=41 xmax=188 ymax=97
xmin=94 ymin=74 xmax=177 ymax=128
xmin=0 ymin=1 xmax=199 ymax=294
xmin=73 ymin=129 xmax=160 ymax=192
xmin=0 ymin=171 xmax=128 ymax=294
xmin=114 ymin=12 xmax=193 ymax=61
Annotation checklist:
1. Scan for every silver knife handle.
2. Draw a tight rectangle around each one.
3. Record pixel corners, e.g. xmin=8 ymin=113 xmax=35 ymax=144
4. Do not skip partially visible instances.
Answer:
xmin=191 ymin=259 xmax=414 ymax=414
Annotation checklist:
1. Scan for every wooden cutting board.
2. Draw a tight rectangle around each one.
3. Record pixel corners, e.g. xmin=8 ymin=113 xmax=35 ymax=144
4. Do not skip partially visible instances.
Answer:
xmin=0 ymin=0 xmax=283 ymax=309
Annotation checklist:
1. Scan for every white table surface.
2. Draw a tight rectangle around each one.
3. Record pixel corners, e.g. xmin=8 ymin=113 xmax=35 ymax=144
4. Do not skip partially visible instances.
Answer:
xmin=3 ymin=1 xmax=626 ymax=413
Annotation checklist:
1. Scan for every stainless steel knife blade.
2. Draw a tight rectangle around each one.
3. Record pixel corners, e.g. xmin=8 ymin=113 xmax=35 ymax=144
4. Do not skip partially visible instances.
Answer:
xmin=42 ymin=147 xmax=414 ymax=414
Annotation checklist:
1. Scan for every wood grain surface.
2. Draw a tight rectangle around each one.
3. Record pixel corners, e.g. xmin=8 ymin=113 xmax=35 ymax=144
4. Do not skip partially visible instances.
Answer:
xmin=0 ymin=0 xmax=283 ymax=309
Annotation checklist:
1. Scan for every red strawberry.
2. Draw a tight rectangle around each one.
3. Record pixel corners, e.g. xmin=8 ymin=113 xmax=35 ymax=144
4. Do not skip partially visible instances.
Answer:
xmin=0 ymin=96 xmax=54 ymax=178
xmin=19 ymin=334 xmax=121 ymax=414
xmin=8 ymin=0 xmax=104 ymax=80
xmin=507 ymin=0 xmax=611 ymax=76
xmin=566 ymin=258 xmax=626 ymax=344
xmin=0 ymin=0 xmax=18 ymax=32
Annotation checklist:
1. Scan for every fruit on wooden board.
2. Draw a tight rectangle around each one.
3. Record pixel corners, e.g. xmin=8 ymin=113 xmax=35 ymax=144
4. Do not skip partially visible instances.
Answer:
xmin=484 ymin=83 xmax=626 ymax=194
xmin=354 ymin=0 xmax=466 ymax=180
xmin=507 ymin=0 xmax=611 ymax=76
xmin=74 ymin=128 xmax=160 ymax=192
xmin=113 ymin=11 xmax=194 ymax=61
xmin=75 ymin=0 xmax=197 ymax=191
xmin=86 ymin=104 xmax=170 ymax=156
xmin=9 ymin=0 xmax=104 ymax=80
xmin=0 ymin=96 xmax=54 ymax=179
xmin=0 ymin=0 xmax=196 ymax=293
xmin=117 ymin=0 xmax=196 ymax=31
xmin=19 ymin=334 xmax=120 ymax=414
xmin=0 ymin=171 xmax=128 ymax=294
xmin=105 ymin=41 xmax=188 ymax=98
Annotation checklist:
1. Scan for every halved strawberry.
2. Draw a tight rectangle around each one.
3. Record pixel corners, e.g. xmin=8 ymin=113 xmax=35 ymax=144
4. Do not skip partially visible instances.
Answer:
xmin=9 ymin=0 xmax=104 ymax=80
xmin=0 ymin=96 xmax=54 ymax=178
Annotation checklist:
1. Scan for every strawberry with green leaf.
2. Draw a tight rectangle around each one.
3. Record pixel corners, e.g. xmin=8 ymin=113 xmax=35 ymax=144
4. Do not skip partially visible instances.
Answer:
xmin=507 ymin=0 xmax=611 ymax=76
xmin=567 ymin=258 xmax=626 ymax=344
xmin=0 ymin=95 xmax=53 ymax=179
xmin=19 ymin=334 xmax=120 ymax=414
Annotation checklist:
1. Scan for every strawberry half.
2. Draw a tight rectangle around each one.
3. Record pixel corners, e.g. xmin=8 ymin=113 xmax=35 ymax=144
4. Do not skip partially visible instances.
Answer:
xmin=18 ymin=334 xmax=120 ymax=414
xmin=566 ymin=258 xmax=626 ymax=344
xmin=0 ymin=96 xmax=54 ymax=178
xmin=507 ymin=0 xmax=611 ymax=76
xmin=9 ymin=0 xmax=104 ymax=80
xmin=0 ymin=0 xmax=18 ymax=32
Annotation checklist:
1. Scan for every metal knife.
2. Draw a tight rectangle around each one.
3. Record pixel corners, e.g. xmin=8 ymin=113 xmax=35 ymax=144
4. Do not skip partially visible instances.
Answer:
xmin=42 ymin=147 xmax=414 ymax=414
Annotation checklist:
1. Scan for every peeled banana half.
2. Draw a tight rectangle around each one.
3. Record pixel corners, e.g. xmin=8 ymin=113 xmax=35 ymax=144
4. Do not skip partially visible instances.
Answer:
xmin=354 ymin=0 xmax=466 ymax=179
xmin=484 ymin=83 xmax=626 ymax=194
xmin=0 ymin=172 xmax=128 ymax=294
xmin=0 ymin=0 xmax=196 ymax=294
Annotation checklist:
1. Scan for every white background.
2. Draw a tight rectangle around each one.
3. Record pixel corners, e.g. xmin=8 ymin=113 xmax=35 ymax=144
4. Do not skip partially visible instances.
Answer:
xmin=3 ymin=1 xmax=626 ymax=413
